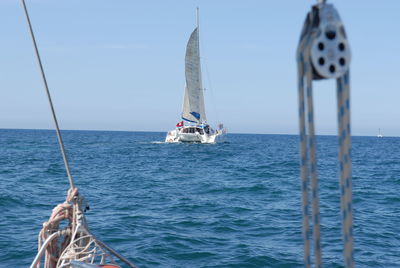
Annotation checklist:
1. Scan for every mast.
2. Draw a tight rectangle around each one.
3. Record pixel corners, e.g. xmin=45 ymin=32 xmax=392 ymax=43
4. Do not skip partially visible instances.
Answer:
xmin=196 ymin=7 xmax=205 ymax=124
xmin=196 ymin=7 xmax=201 ymax=85
xmin=196 ymin=7 xmax=199 ymax=30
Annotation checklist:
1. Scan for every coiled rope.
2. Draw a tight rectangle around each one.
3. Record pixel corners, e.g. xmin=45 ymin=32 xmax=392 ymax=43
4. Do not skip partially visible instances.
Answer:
xmin=297 ymin=1 xmax=354 ymax=267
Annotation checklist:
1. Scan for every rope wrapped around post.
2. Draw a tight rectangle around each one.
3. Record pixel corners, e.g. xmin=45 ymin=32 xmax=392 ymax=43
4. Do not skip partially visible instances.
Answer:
xmin=296 ymin=1 xmax=354 ymax=267
xmin=36 ymin=188 xmax=78 ymax=268
xmin=31 ymin=188 xmax=138 ymax=268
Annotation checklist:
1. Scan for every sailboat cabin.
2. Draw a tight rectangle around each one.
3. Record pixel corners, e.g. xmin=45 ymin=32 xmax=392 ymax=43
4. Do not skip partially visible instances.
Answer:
xmin=181 ymin=127 xmax=204 ymax=135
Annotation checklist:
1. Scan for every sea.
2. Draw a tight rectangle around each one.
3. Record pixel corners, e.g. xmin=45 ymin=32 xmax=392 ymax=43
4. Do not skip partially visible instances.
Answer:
xmin=0 ymin=129 xmax=399 ymax=268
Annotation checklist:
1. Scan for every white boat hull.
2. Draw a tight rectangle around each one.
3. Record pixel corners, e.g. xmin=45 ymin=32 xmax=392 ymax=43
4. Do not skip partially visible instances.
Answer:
xmin=165 ymin=127 xmax=221 ymax=144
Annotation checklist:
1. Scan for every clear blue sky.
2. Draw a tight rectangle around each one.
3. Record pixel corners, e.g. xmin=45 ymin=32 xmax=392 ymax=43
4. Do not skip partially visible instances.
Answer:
xmin=0 ymin=0 xmax=399 ymax=135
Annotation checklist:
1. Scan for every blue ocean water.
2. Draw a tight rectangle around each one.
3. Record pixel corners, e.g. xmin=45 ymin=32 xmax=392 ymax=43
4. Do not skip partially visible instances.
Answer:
xmin=0 ymin=129 xmax=399 ymax=267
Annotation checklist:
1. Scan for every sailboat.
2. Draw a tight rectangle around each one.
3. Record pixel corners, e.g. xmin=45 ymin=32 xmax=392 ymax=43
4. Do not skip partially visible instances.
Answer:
xmin=377 ymin=128 xmax=383 ymax=138
xmin=165 ymin=9 xmax=225 ymax=143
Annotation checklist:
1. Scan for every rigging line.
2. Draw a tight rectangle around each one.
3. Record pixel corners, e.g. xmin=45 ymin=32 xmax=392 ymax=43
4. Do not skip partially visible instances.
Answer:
xmin=298 ymin=40 xmax=323 ymax=267
xmin=21 ymin=0 xmax=75 ymax=189
xmin=305 ymin=63 xmax=322 ymax=268
xmin=196 ymin=8 xmax=220 ymax=127
xmin=297 ymin=55 xmax=311 ymax=268
xmin=336 ymin=72 xmax=354 ymax=267
xmin=203 ymin=56 xmax=221 ymax=126
xmin=198 ymin=30 xmax=220 ymax=126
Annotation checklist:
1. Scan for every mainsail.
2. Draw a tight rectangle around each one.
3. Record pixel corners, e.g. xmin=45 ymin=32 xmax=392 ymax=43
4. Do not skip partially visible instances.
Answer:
xmin=182 ymin=27 xmax=207 ymax=123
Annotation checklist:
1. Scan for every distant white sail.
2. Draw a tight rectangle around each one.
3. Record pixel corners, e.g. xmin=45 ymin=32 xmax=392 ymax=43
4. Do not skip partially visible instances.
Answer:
xmin=182 ymin=27 xmax=207 ymax=123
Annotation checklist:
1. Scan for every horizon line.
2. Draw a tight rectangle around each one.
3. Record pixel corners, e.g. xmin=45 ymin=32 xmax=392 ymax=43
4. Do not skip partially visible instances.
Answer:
xmin=0 ymin=127 xmax=397 ymax=138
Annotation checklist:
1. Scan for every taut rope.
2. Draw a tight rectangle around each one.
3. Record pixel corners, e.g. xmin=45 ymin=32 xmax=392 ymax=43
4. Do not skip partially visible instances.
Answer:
xmin=21 ymin=0 xmax=75 ymax=189
xmin=297 ymin=1 xmax=354 ymax=267
xmin=22 ymin=1 xmax=137 ymax=267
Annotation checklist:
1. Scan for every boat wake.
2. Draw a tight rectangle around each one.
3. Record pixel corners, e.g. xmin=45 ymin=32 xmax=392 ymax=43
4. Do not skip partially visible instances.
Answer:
xmin=151 ymin=141 xmax=167 ymax=144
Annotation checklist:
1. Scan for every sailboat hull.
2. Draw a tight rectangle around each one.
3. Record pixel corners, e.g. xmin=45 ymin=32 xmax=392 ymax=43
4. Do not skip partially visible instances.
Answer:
xmin=165 ymin=127 xmax=221 ymax=144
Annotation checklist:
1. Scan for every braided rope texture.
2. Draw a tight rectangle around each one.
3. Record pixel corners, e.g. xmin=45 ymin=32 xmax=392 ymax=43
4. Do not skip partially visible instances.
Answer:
xmin=297 ymin=3 xmax=354 ymax=268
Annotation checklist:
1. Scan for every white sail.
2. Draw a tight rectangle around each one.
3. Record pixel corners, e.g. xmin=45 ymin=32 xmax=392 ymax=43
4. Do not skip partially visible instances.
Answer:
xmin=182 ymin=27 xmax=207 ymax=123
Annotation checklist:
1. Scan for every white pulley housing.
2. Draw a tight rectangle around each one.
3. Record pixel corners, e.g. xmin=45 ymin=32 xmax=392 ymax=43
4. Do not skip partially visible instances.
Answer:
xmin=310 ymin=4 xmax=351 ymax=79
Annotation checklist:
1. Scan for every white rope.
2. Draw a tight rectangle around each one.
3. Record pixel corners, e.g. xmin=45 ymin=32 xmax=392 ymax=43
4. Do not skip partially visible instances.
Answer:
xmin=29 ymin=188 xmax=138 ymax=268
xmin=297 ymin=2 xmax=354 ymax=267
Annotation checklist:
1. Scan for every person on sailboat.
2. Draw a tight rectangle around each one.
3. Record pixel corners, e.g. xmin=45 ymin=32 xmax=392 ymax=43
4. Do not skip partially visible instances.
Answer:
xmin=204 ymin=125 xmax=210 ymax=134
